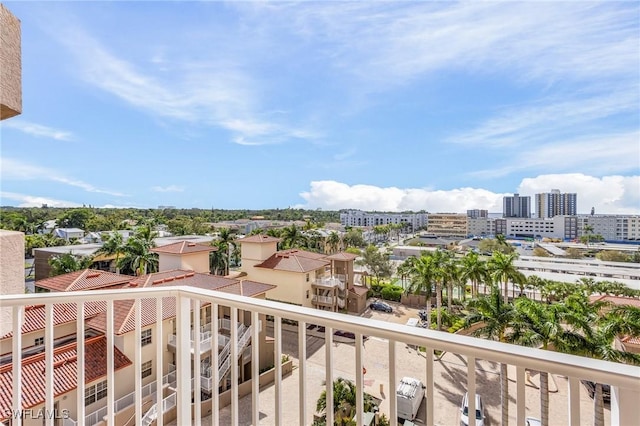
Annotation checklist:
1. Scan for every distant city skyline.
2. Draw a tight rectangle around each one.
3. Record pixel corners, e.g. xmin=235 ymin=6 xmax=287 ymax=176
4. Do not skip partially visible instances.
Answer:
xmin=0 ymin=2 xmax=638 ymax=214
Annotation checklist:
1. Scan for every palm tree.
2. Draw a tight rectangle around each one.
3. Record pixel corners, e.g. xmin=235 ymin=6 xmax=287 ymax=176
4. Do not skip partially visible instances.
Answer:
xmin=583 ymin=224 xmax=594 ymax=246
xmin=118 ymin=225 xmax=158 ymax=276
xmin=209 ymin=245 xmax=228 ymax=276
xmin=460 ymin=251 xmax=488 ymax=298
xmin=315 ymin=377 xmax=377 ymax=425
xmin=406 ymin=254 xmax=437 ymax=327
xmin=281 ymin=224 xmax=306 ymax=249
xmin=48 ymin=252 xmax=94 ymax=277
xmin=95 ymin=232 xmax=125 ymax=273
xmin=327 ymin=231 xmax=341 ymax=254
xmin=488 ymin=252 xmax=520 ymax=304
xmin=465 ymin=286 xmax=517 ymax=426
xmin=511 ymin=299 xmax=572 ymax=426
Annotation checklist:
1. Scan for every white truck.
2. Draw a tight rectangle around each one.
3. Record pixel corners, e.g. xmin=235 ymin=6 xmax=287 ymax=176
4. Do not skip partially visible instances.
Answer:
xmin=396 ymin=377 xmax=425 ymax=421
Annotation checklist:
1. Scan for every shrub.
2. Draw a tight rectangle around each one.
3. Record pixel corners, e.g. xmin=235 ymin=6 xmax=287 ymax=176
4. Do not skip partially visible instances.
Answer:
xmin=381 ymin=285 xmax=403 ymax=302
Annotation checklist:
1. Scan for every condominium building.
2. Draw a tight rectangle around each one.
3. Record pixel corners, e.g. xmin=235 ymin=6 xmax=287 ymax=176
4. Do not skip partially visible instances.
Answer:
xmin=503 ymin=193 xmax=531 ymax=218
xmin=505 ymin=216 xmax=573 ymax=239
xmin=467 ymin=217 xmax=498 ymax=237
xmin=535 ymin=189 xmax=577 ymax=218
xmin=577 ymin=215 xmax=640 ymax=241
xmin=425 ymin=213 xmax=468 ymax=238
xmin=466 ymin=209 xmax=488 ymax=219
xmin=339 ymin=210 xmax=427 ymax=231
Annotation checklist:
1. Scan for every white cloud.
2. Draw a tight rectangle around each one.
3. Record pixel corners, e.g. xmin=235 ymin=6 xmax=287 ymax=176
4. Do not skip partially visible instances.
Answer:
xmin=0 ymin=157 xmax=127 ymax=197
xmin=2 ymin=120 xmax=73 ymax=141
xmin=0 ymin=191 xmax=81 ymax=208
xmin=151 ymin=185 xmax=184 ymax=193
xmin=298 ymin=174 xmax=640 ymax=215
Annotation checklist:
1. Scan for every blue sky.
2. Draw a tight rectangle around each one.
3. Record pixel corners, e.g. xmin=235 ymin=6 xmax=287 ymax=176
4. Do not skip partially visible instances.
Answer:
xmin=1 ymin=1 xmax=639 ymax=214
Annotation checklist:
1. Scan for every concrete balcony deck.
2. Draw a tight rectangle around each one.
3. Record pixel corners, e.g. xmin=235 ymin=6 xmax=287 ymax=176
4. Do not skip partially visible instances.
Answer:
xmin=2 ymin=287 xmax=639 ymax=426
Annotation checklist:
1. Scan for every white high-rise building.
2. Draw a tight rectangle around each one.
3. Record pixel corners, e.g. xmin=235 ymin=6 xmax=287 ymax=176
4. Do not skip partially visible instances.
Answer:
xmin=535 ymin=189 xmax=577 ymax=218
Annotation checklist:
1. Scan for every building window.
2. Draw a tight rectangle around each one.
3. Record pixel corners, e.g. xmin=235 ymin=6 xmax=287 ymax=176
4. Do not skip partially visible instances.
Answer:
xmin=141 ymin=360 xmax=153 ymax=379
xmin=306 ymin=273 xmax=309 ymax=282
xmin=85 ymin=380 xmax=107 ymax=406
xmin=34 ymin=337 xmax=44 ymax=346
xmin=306 ymin=290 xmax=310 ymax=299
xmin=141 ymin=329 xmax=152 ymax=346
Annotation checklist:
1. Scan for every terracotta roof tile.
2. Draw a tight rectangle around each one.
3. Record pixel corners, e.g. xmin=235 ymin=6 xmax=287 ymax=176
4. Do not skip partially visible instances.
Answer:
xmin=255 ymin=250 xmax=329 ymax=273
xmin=35 ymin=269 xmax=131 ymax=292
xmin=325 ymin=252 xmax=358 ymax=261
xmin=238 ymin=280 xmax=277 ymax=297
xmin=1 ymin=302 xmax=106 ymax=340
xmin=589 ymin=295 xmax=640 ymax=308
xmin=0 ymin=336 xmax=131 ymax=418
xmin=236 ymin=235 xmax=281 ymax=244
xmin=151 ymin=241 xmax=217 ymax=255
xmin=349 ymin=286 xmax=369 ymax=296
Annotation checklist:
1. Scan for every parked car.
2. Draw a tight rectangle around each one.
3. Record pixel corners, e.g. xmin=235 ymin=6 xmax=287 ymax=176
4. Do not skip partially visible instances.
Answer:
xmin=460 ymin=392 xmax=485 ymax=426
xmin=369 ymin=300 xmax=393 ymax=313
xmin=526 ymin=418 xmax=541 ymax=426
xmin=581 ymin=380 xmax=611 ymax=403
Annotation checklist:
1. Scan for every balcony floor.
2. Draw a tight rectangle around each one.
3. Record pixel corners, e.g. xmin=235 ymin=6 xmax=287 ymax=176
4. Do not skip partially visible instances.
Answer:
xmin=168 ymin=329 xmax=611 ymax=426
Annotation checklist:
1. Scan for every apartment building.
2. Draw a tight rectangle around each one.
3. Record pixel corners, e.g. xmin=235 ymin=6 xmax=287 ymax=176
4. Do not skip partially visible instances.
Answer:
xmin=1 ymin=262 xmax=276 ymax=425
xmin=425 ymin=213 xmax=468 ymax=238
xmin=577 ymin=215 xmax=640 ymax=241
xmin=339 ymin=210 xmax=427 ymax=231
xmin=466 ymin=217 xmax=498 ymax=237
xmin=505 ymin=216 xmax=571 ymax=239
xmin=503 ymin=193 xmax=531 ymax=218
xmin=237 ymin=235 xmax=368 ymax=314
xmin=466 ymin=209 xmax=488 ymax=219
xmin=535 ymin=189 xmax=577 ymax=218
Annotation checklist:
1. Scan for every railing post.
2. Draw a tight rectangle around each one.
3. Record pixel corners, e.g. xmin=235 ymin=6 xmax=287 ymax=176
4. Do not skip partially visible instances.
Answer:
xmin=176 ymin=294 xmax=191 ymax=425
xmin=12 ymin=306 xmax=23 ymax=426
xmin=45 ymin=304 xmax=53 ymax=426
xmin=194 ymin=299 xmax=202 ymax=425
xmin=298 ymin=320 xmax=307 ymax=425
xmin=212 ymin=304 xmax=219 ymax=426
xmin=425 ymin=347 xmax=434 ymax=426
xmin=76 ymin=302 xmax=85 ymax=426
xmin=567 ymin=377 xmax=580 ymax=426
xmin=355 ymin=333 xmax=364 ymax=426
xmin=610 ymin=385 xmax=639 ymax=426
xmin=389 ymin=340 xmax=397 ymax=426
xmin=156 ymin=296 xmax=164 ymax=426
xmin=325 ymin=326 xmax=334 ymax=426
xmin=467 ymin=356 xmax=475 ymax=426
xmin=274 ymin=316 xmax=282 ymax=426
xmin=231 ymin=307 xmax=239 ymax=425
xmin=252 ymin=311 xmax=260 ymax=426
xmin=106 ymin=300 xmax=115 ymax=425
xmin=134 ymin=298 xmax=142 ymax=424
xmin=516 ymin=366 xmax=526 ymax=425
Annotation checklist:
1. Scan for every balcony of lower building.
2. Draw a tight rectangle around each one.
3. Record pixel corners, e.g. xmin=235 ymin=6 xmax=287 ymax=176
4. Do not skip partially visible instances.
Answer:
xmin=2 ymin=287 xmax=639 ymax=426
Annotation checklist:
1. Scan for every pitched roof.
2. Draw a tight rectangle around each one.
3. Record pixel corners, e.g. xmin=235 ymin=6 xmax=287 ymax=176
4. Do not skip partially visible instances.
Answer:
xmin=0 ymin=336 xmax=131 ymax=417
xmin=87 ymin=270 xmax=274 ymax=335
xmin=325 ymin=252 xmax=358 ymax=261
xmin=150 ymin=241 xmax=217 ymax=255
xmin=236 ymin=235 xmax=281 ymax=244
xmin=255 ymin=249 xmax=329 ymax=273
xmin=1 ymin=301 xmax=106 ymax=340
xmin=35 ymin=269 xmax=131 ymax=292
xmin=349 ymin=286 xmax=369 ymax=296
xmin=589 ymin=295 xmax=640 ymax=308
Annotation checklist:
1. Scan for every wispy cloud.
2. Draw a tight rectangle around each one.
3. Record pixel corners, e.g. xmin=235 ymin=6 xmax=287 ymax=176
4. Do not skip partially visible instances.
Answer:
xmin=469 ymin=131 xmax=640 ymax=179
xmin=0 ymin=191 xmax=81 ymax=208
xmin=151 ymin=185 xmax=184 ymax=193
xmin=51 ymin=23 xmax=317 ymax=146
xmin=0 ymin=157 xmax=127 ymax=197
xmin=2 ymin=120 xmax=74 ymax=141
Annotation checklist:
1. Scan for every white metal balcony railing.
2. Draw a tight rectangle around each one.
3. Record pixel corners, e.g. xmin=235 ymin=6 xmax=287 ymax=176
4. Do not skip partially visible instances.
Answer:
xmin=314 ymin=275 xmax=346 ymax=290
xmin=2 ymin=287 xmax=640 ymax=426
xmin=312 ymin=294 xmax=335 ymax=305
xmin=167 ymin=331 xmax=229 ymax=353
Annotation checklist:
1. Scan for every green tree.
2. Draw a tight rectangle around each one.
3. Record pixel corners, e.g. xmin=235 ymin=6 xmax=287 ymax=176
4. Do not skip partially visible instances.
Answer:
xmin=406 ymin=253 xmax=438 ymax=328
xmin=342 ymin=229 xmax=365 ymax=248
xmin=488 ymin=252 xmax=520 ymax=304
xmin=596 ymin=250 xmax=630 ymax=263
xmin=57 ymin=208 xmax=94 ymax=229
xmin=327 ymin=231 xmax=341 ymax=254
xmin=95 ymin=232 xmax=125 ymax=273
xmin=356 ymin=245 xmax=394 ymax=285
xmin=460 ymin=251 xmax=488 ymax=298
xmin=465 ymin=286 xmax=517 ymax=426
xmin=118 ymin=225 xmax=158 ymax=276
xmin=315 ymin=378 xmax=378 ymax=425
xmin=48 ymin=252 xmax=94 ymax=277
xmin=281 ymin=224 xmax=306 ymax=249
xmin=582 ymin=224 xmax=594 ymax=246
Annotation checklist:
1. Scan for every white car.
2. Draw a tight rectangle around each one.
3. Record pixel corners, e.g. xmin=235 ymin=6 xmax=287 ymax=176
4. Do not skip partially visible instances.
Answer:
xmin=460 ymin=392 xmax=485 ymax=426
xmin=526 ymin=418 xmax=542 ymax=426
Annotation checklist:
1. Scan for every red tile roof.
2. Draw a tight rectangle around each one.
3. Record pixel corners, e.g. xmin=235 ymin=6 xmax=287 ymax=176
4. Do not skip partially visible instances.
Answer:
xmin=255 ymin=249 xmax=329 ymax=273
xmin=236 ymin=235 xmax=281 ymax=244
xmin=150 ymin=241 xmax=217 ymax=255
xmin=589 ymin=295 xmax=640 ymax=308
xmin=349 ymin=286 xmax=369 ymax=296
xmin=325 ymin=252 xmax=358 ymax=261
xmin=35 ymin=269 xmax=131 ymax=292
xmin=87 ymin=270 xmax=275 ymax=335
xmin=1 ymin=302 xmax=105 ymax=340
xmin=0 ymin=336 xmax=131 ymax=418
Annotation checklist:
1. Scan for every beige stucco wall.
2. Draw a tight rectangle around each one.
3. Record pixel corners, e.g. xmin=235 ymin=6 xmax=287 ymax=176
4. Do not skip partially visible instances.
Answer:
xmin=240 ymin=241 xmax=277 ymax=272
xmin=158 ymin=252 xmax=210 ymax=274
xmin=245 ymin=267 xmax=319 ymax=307
xmin=0 ymin=230 xmax=25 ymax=337
xmin=0 ymin=4 xmax=21 ymax=120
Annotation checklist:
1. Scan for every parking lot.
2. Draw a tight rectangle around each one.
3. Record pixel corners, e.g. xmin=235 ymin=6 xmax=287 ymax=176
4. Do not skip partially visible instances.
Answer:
xmin=195 ymin=301 xmax=610 ymax=425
